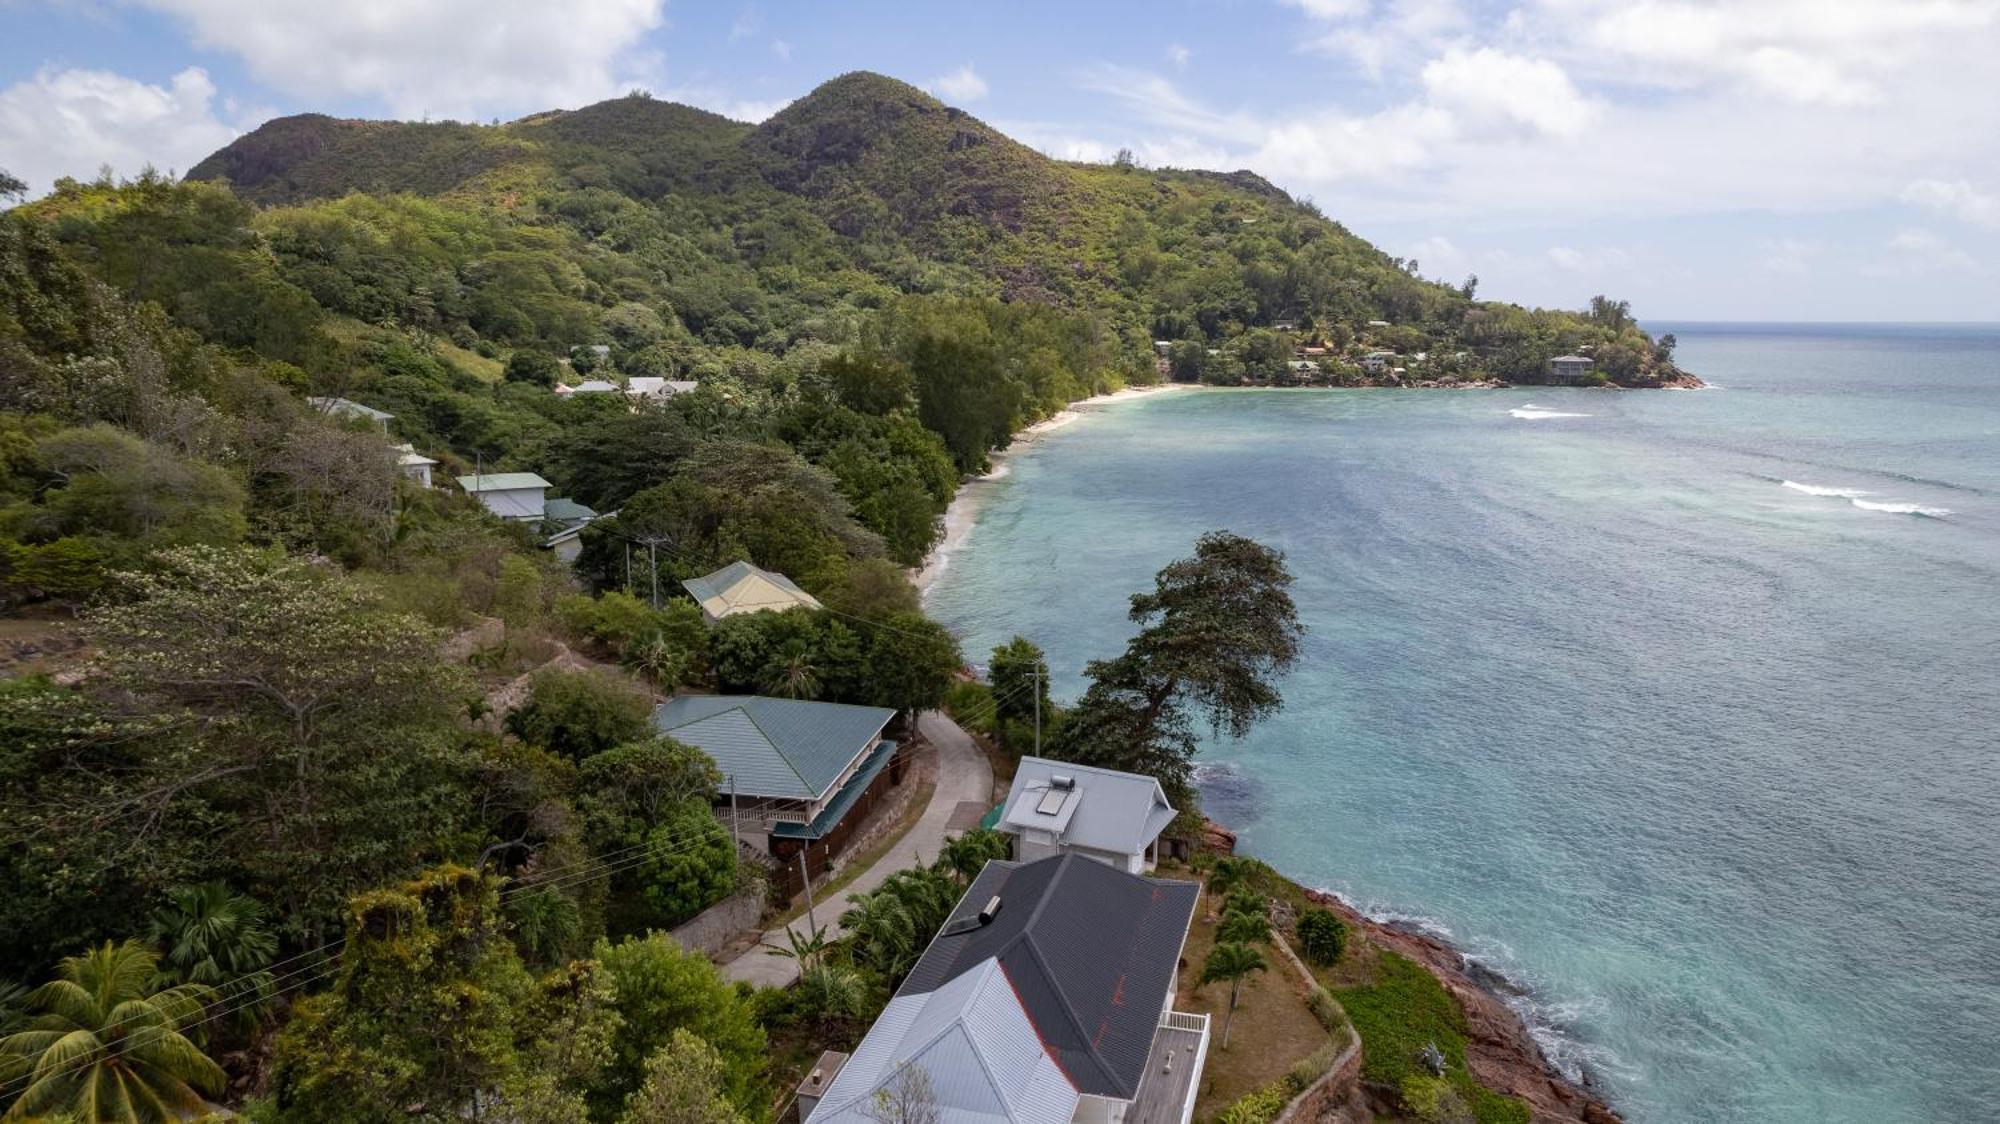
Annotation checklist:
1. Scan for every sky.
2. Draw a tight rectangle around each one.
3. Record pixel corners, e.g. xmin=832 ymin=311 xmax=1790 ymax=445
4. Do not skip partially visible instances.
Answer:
xmin=3 ymin=0 xmax=1998 ymax=320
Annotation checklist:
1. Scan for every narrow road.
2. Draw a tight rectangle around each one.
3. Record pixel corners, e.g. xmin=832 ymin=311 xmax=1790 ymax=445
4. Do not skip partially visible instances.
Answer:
xmin=721 ymin=710 xmax=993 ymax=987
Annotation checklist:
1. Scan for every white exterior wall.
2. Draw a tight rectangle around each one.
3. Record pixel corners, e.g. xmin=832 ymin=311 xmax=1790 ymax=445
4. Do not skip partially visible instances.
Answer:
xmin=401 ymin=463 xmax=433 ymax=488
xmin=1009 ymin=831 xmax=1147 ymax=872
xmin=1071 ymin=1094 xmax=1129 ymax=1124
xmin=472 ymin=487 xmax=547 ymax=520
xmin=1017 ymin=830 xmax=1063 ymax=863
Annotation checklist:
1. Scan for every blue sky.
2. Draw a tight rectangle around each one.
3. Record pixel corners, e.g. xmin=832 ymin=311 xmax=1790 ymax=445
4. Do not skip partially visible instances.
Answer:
xmin=4 ymin=0 xmax=1999 ymax=320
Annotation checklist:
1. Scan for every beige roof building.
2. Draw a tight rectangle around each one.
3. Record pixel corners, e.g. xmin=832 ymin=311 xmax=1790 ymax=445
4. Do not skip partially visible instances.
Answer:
xmin=682 ymin=560 xmax=823 ymax=624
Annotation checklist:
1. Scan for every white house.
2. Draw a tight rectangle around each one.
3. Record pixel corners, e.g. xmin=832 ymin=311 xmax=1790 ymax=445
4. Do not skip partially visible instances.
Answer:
xmin=1548 ymin=354 xmax=1596 ymax=383
xmin=997 ymin=757 xmax=1177 ymax=874
xmin=554 ymin=380 xmax=620 ymax=397
xmin=456 ymin=472 xmax=552 ymax=521
xmin=308 ymin=396 xmax=393 ymax=431
xmin=624 ymin=377 xmax=699 ymax=401
xmin=394 ymin=444 xmax=437 ymax=488
xmin=1360 ymin=351 xmax=1396 ymax=374
xmin=808 ymin=855 xmax=1208 ymax=1124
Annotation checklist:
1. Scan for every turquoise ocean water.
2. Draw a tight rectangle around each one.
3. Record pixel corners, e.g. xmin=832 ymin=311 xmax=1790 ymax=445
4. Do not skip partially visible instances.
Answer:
xmin=922 ymin=324 xmax=2000 ymax=1123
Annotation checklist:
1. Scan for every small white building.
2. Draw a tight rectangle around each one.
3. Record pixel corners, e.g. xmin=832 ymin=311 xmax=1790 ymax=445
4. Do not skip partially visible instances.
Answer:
xmin=393 ymin=444 xmax=437 ymax=488
xmin=1548 ymin=354 xmax=1596 ymax=383
xmin=308 ymin=396 xmax=394 ymax=431
xmin=457 ymin=472 xmax=552 ymax=521
xmin=554 ymin=380 xmax=621 ymax=397
xmin=1360 ymin=350 xmax=1396 ymax=374
xmin=997 ymin=757 xmax=1177 ymax=874
xmin=624 ymin=377 xmax=700 ymax=401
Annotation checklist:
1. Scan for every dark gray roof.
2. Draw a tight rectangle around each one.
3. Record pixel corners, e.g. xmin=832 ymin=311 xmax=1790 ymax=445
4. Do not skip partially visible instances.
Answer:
xmin=652 ymin=695 xmax=894 ymax=801
xmin=899 ymin=855 xmax=1199 ymax=1100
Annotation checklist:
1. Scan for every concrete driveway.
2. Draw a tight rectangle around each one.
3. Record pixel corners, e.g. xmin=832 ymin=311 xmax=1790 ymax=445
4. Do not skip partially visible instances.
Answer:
xmin=721 ymin=710 xmax=993 ymax=987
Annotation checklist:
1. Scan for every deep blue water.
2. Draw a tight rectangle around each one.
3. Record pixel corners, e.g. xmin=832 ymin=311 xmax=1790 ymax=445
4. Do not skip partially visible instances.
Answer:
xmin=924 ymin=323 xmax=2000 ymax=1123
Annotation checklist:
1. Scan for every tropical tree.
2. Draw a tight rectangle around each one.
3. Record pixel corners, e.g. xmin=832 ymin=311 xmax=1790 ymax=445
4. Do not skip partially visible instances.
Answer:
xmin=936 ymin=829 xmax=1011 ymax=884
xmin=145 ymin=883 xmax=278 ymax=1036
xmin=0 ymin=940 xmax=223 ymax=1122
xmin=1295 ymin=908 xmax=1348 ymax=967
xmin=1206 ymin=857 xmax=1258 ymax=919
xmin=841 ymin=891 xmax=917 ymax=980
xmin=1200 ymin=942 xmax=1268 ymax=1050
xmin=987 ymin=637 xmax=1050 ymax=727
xmin=759 ymin=638 xmax=823 ymax=700
xmin=617 ymin=1029 xmax=744 ymax=1124
xmin=793 ymin=963 xmax=871 ymax=1030
xmin=1218 ymin=904 xmax=1271 ymax=947
xmin=1047 ymin=532 xmax=1302 ymax=805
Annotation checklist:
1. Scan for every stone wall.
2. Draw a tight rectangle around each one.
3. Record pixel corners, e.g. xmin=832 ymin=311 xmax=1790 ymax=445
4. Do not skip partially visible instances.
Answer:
xmin=1272 ymin=1037 xmax=1366 ymax=1124
xmin=670 ymin=886 xmax=765 ymax=959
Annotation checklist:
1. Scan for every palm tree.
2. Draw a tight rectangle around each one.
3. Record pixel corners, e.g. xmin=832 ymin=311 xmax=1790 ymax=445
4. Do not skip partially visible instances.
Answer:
xmin=765 ymin=925 xmax=832 ymax=973
xmin=936 ymin=829 xmax=1010 ymax=884
xmin=841 ymin=891 xmax=917 ymax=980
xmin=1217 ymin=905 xmax=1271 ymax=946
xmin=146 ymin=883 xmax=277 ymax=1037
xmin=1205 ymin=856 xmax=1257 ymax=920
xmin=0 ymin=940 xmax=224 ymax=1122
xmin=1199 ymin=942 xmax=1268 ymax=1049
xmin=795 ymin=963 xmax=870 ymax=1029
xmin=759 ymin=640 xmax=822 ymax=700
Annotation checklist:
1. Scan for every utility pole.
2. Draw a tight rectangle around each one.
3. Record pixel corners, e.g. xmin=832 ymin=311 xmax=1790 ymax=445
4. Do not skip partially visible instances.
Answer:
xmin=729 ymin=775 xmax=740 ymax=848
xmin=624 ymin=543 xmax=632 ymax=596
xmin=647 ymin=540 xmax=660 ymax=608
xmin=1033 ymin=663 xmax=1042 ymax=755
xmin=798 ymin=849 xmax=818 ymax=936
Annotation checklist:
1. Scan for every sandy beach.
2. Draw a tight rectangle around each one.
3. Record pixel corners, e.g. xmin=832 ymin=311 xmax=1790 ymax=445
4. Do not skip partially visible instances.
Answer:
xmin=913 ymin=382 xmax=1189 ymax=595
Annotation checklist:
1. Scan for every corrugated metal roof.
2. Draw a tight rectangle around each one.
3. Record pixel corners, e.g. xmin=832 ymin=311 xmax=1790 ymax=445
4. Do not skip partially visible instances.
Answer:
xmin=898 ymin=855 xmax=1200 ymax=1101
xmin=456 ymin=472 xmax=551 ymax=492
xmin=652 ymin=695 xmax=894 ymax=802
xmin=999 ymin=757 xmax=1177 ymax=857
xmin=681 ymin=560 xmax=823 ymax=621
xmin=809 ymin=959 xmax=1079 ymax=1124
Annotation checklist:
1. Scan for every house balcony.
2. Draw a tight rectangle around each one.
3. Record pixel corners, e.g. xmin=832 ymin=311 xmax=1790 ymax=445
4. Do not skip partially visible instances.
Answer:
xmin=1125 ymin=1010 xmax=1211 ymax=1124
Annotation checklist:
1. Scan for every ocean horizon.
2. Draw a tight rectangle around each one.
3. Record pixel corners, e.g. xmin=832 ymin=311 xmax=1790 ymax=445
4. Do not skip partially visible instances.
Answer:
xmin=924 ymin=321 xmax=2000 ymax=1123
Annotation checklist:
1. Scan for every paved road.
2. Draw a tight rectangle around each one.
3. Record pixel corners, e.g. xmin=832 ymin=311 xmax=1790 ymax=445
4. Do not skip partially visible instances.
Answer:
xmin=721 ymin=710 xmax=994 ymax=987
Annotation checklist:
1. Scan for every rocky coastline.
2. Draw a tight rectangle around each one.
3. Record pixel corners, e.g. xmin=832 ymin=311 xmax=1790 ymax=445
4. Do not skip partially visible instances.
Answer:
xmin=1204 ymin=821 xmax=1624 ymax=1124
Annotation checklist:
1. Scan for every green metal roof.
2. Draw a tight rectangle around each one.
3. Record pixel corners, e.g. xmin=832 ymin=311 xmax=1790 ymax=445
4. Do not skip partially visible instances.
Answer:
xmin=652 ymin=695 xmax=895 ymax=801
xmin=542 ymin=497 xmax=597 ymax=523
xmin=771 ymin=739 xmax=896 ymax=839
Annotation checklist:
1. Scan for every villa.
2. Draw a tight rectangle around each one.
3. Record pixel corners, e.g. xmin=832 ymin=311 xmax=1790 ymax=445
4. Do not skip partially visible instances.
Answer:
xmin=996 ymin=757 xmax=1177 ymax=873
xmin=682 ymin=559 xmax=824 ymax=625
xmin=805 ymin=854 xmax=1209 ymax=1124
xmin=456 ymin=472 xmax=552 ymax=521
xmin=1548 ymin=354 xmax=1596 ymax=383
xmin=651 ymin=695 xmax=898 ymax=858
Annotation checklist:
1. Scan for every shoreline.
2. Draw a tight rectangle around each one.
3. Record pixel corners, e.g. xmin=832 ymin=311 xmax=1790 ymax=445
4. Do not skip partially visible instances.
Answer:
xmin=915 ymin=381 xmax=1634 ymax=1122
xmin=913 ymin=381 xmax=1191 ymax=595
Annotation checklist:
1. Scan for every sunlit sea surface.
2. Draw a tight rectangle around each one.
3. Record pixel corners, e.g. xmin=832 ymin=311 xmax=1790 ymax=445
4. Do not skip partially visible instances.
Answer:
xmin=924 ymin=323 xmax=2000 ymax=1123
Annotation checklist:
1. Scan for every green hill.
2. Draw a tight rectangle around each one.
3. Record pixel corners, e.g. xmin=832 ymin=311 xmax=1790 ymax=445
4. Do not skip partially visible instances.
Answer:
xmin=176 ymin=70 xmax=1687 ymax=389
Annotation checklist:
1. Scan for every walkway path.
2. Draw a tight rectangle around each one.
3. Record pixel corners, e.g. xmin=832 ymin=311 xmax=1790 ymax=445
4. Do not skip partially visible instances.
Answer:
xmin=721 ymin=710 xmax=993 ymax=987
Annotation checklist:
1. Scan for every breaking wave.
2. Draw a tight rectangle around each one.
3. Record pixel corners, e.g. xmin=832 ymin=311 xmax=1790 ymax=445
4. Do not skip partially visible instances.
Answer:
xmin=1509 ymin=404 xmax=1591 ymax=420
xmin=1781 ymin=480 xmax=1951 ymax=517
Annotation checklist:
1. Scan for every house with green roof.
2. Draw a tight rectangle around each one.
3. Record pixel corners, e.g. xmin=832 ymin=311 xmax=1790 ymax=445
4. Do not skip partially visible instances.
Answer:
xmin=682 ymin=560 xmax=823 ymax=625
xmin=653 ymin=695 xmax=898 ymax=857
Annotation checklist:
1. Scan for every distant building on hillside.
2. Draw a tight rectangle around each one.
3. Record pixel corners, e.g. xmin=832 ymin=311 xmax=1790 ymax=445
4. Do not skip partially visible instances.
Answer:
xmin=682 ymin=560 xmax=823 ymax=625
xmin=308 ymin=396 xmax=393 ymax=430
xmin=1361 ymin=351 xmax=1396 ymax=374
xmin=1273 ymin=317 xmax=1298 ymax=332
xmin=624 ymin=377 xmax=699 ymax=401
xmin=1152 ymin=340 xmax=1173 ymax=356
xmin=1367 ymin=319 xmax=1392 ymax=328
xmin=457 ymin=472 xmax=553 ymax=520
xmin=554 ymin=380 xmax=620 ymax=396
xmin=394 ymin=444 xmax=437 ymax=488
xmin=1548 ymin=354 xmax=1596 ymax=383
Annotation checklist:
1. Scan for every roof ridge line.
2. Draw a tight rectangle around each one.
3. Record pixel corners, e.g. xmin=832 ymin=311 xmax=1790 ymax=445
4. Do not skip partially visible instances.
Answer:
xmin=735 ymin=702 xmax=813 ymax=790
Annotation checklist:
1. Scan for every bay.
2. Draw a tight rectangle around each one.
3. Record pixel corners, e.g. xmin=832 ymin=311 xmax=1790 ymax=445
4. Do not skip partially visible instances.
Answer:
xmin=922 ymin=323 xmax=2000 ymax=1123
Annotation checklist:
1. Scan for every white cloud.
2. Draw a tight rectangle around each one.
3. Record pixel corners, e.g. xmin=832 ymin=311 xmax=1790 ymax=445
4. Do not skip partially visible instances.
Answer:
xmin=1420 ymin=48 xmax=1597 ymax=136
xmin=771 ymin=39 xmax=792 ymax=63
xmin=930 ymin=64 xmax=989 ymax=104
xmin=1902 ymin=178 xmax=2000 ymax=229
xmin=0 ymin=66 xmax=240 ymax=194
xmin=1546 ymin=244 xmax=1632 ymax=273
xmin=1407 ymin=234 xmax=1471 ymax=278
xmin=1166 ymin=44 xmax=1192 ymax=68
xmin=133 ymin=0 xmax=667 ymax=119
xmin=1884 ymin=227 xmax=1979 ymax=272
xmin=729 ymin=5 xmax=762 ymax=42
xmin=1281 ymin=0 xmax=1370 ymax=17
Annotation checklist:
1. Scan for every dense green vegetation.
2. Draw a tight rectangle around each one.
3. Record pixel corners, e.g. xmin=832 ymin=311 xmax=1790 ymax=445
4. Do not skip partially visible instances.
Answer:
xmin=1338 ymin=952 xmax=1532 ymax=1124
xmin=0 ymin=66 xmax=1663 ymax=1121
